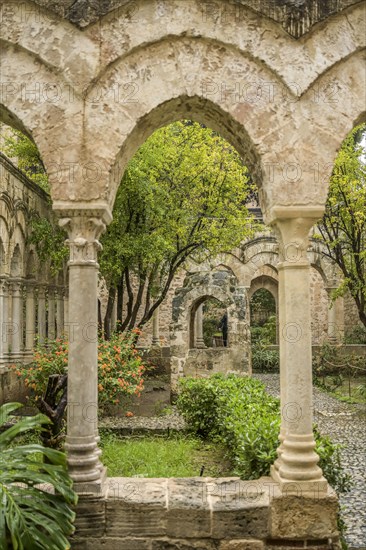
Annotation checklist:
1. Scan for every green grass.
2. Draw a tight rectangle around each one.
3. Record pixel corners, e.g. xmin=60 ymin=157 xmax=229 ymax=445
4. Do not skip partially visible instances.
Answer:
xmin=100 ymin=433 xmax=233 ymax=478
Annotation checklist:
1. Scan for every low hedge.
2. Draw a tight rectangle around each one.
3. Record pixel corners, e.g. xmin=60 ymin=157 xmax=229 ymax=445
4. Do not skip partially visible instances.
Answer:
xmin=177 ymin=374 xmax=351 ymax=492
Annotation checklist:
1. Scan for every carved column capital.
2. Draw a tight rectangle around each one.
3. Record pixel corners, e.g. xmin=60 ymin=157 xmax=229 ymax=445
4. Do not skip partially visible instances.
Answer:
xmin=270 ymin=208 xmax=324 ymax=266
xmin=0 ymin=277 xmax=9 ymax=294
xmin=59 ymin=214 xmax=108 ymax=266
xmin=8 ymin=278 xmax=23 ymax=294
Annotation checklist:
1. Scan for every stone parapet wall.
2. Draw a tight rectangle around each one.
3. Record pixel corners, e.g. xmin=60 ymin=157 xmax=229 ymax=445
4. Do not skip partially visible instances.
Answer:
xmin=71 ymin=477 xmax=340 ymax=549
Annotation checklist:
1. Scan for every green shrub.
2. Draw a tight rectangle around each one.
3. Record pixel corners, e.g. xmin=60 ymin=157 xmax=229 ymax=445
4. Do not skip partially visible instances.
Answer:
xmin=0 ymin=403 xmax=77 ymax=549
xmin=11 ymin=331 xmax=146 ymax=414
xmin=344 ymin=325 xmax=366 ymax=344
xmin=251 ymin=346 xmax=279 ymax=373
xmin=177 ymin=374 xmax=351 ymax=492
xmin=250 ymin=315 xmax=277 ymax=345
xmin=177 ymin=374 xmax=279 ymax=478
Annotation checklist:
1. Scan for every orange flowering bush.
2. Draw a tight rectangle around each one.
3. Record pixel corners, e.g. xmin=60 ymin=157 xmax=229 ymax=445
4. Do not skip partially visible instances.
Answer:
xmin=97 ymin=329 xmax=145 ymax=410
xmin=11 ymin=337 xmax=68 ymax=402
xmin=12 ymin=330 xmax=146 ymax=412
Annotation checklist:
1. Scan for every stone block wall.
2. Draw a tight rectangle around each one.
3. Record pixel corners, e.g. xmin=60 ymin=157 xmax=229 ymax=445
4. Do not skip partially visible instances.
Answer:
xmin=71 ymin=477 xmax=341 ymax=550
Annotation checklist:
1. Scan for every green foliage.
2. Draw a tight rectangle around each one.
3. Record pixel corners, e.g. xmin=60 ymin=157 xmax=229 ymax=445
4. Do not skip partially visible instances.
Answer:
xmin=0 ymin=402 xmax=77 ymax=550
xmin=315 ymin=123 xmax=366 ymax=327
xmin=97 ymin=330 xmax=146 ymax=411
xmin=100 ymin=433 xmax=199 ymax=477
xmin=27 ymin=215 xmax=68 ymax=276
xmin=11 ymin=332 xmax=146 ymax=415
xmin=250 ymin=289 xmax=276 ymax=326
xmin=313 ymin=427 xmax=352 ymax=494
xmin=2 ymin=128 xmax=49 ymax=192
xmin=251 ymin=316 xmax=279 ymax=372
xmin=11 ymin=338 xmax=69 ymax=401
xmin=177 ymin=374 xmax=351 ymax=491
xmin=251 ymin=315 xmax=277 ymax=345
xmin=177 ymin=374 xmax=280 ymax=478
xmin=344 ymin=324 xmax=366 ymax=344
xmin=251 ymin=346 xmax=279 ymax=373
xmin=100 ymin=120 xmax=259 ymax=330
xmin=202 ymin=298 xmax=227 ymax=347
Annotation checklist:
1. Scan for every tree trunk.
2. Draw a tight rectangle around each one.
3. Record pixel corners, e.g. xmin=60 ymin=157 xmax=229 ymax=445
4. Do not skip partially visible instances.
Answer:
xmin=98 ymin=299 xmax=103 ymax=333
xmin=104 ymin=286 xmax=116 ymax=340
xmin=37 ymin=374 xmax=67 ymax=450
xmin=117 ymin=275 xmax=124 ymax=332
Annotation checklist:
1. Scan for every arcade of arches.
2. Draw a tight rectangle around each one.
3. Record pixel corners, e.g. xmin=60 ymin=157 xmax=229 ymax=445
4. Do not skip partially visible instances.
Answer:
xmin=1 ymin=0 xmax=365 ymax=546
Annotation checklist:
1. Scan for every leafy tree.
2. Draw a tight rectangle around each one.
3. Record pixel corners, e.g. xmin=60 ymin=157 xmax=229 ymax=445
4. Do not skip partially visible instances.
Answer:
xmin=316 ymin=124 xmax=366 ymax=327
xmin=100 ymin=121 xmax=258 ymax=336
xmin=2 ymin=127 xmax=49 ymax=192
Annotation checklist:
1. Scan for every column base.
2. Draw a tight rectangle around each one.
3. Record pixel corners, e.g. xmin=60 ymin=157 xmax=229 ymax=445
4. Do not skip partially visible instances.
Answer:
xmin=72 ymin=466 xmax=107 ymax=498
xmin=195 ymin=339 xmax=206 ymax=349
xmin=66 ymin=435 xmax=106 ymax=497
xmin=271 ymin=464 xmax=328 ymax=495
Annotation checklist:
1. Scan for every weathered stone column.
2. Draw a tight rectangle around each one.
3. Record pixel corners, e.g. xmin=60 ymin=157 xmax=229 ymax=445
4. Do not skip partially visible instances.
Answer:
xmin=64 ymin=289 xmax=69 ymax=337
xmin=152 ymin=307 xmax=160 ymax=346
xmin=56 ymin=288 xmax=65 ymax=338
xmin=48 ymin=287 xmax=56 ymax=340
xmin=37 ymin=285 xmax=47 ymax=344
xmin=326 ymin=287 xmax=341 ymax=343
xmin=270 ymin=208 xmax=327 ymax=493
xmin=9 ymin=279 xmax=23 ymax=360
xmin=0 ymin=278 xmax=9 ymax=364
xmin=25 ymin=281 xmax=36 ymax=358
xmin=195 ymin=304 xmax=206 ymax=348
xmin=59 ymin=211 xmax=110 ymax=494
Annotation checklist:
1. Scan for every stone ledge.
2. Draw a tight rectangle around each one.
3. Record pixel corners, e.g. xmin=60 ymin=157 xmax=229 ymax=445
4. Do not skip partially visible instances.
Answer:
xmin=72 ymin=476 xmax=339 ymax=547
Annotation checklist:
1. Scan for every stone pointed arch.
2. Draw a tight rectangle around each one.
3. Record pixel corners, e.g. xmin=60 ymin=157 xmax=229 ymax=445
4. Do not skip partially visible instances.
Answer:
xmin=10 ymin=242 xmax=23 ymax=278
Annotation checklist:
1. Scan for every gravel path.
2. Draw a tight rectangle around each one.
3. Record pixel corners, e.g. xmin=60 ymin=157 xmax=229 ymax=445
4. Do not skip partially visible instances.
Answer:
xmin=254 ymin=373 xmax=366 ymax=550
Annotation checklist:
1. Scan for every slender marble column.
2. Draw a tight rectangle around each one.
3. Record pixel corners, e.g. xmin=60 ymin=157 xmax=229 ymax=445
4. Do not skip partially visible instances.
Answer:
xmin=0 ymin=278 xmax=9 ymax=363
xmin=56 ymin=288 xmax=65 ymax=338
xmin=152 ymin=307 xmax=160 ymax=346
xmin=270 ymin=208 xmax=327 ymax=494
xmin=37 ymin=285 xmax=46 ymax=344
xmin=64 ymin=290 xmax=69 ymax=337
xmin=195 ymin=304 xmax=206 ymax=348
xmin=326 ymin=287 xmax=339 ymax=343
xmin=48 ymin=287 xmax=56 ymax=340
xmin=59 ymin=211 xmax=110 ymax=494
xmin=25 ymin=281 xmax=36 ymax=357
xmin=9 ymin=279 xmax=23 ymax=360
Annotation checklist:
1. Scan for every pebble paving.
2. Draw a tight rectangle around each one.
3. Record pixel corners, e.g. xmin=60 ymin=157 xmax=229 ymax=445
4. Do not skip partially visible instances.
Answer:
xmin=254 ymin=373 xmax=366 ymax=550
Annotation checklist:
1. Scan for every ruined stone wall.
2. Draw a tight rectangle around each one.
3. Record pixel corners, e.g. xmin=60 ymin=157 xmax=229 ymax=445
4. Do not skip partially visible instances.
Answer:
xmin=99 ymin=249 xmax=353 ymax=348
xmin=309 ymin=267 xmax=328 ymax=344
xmin=344 ymin=291 xmax=364 ymax=340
